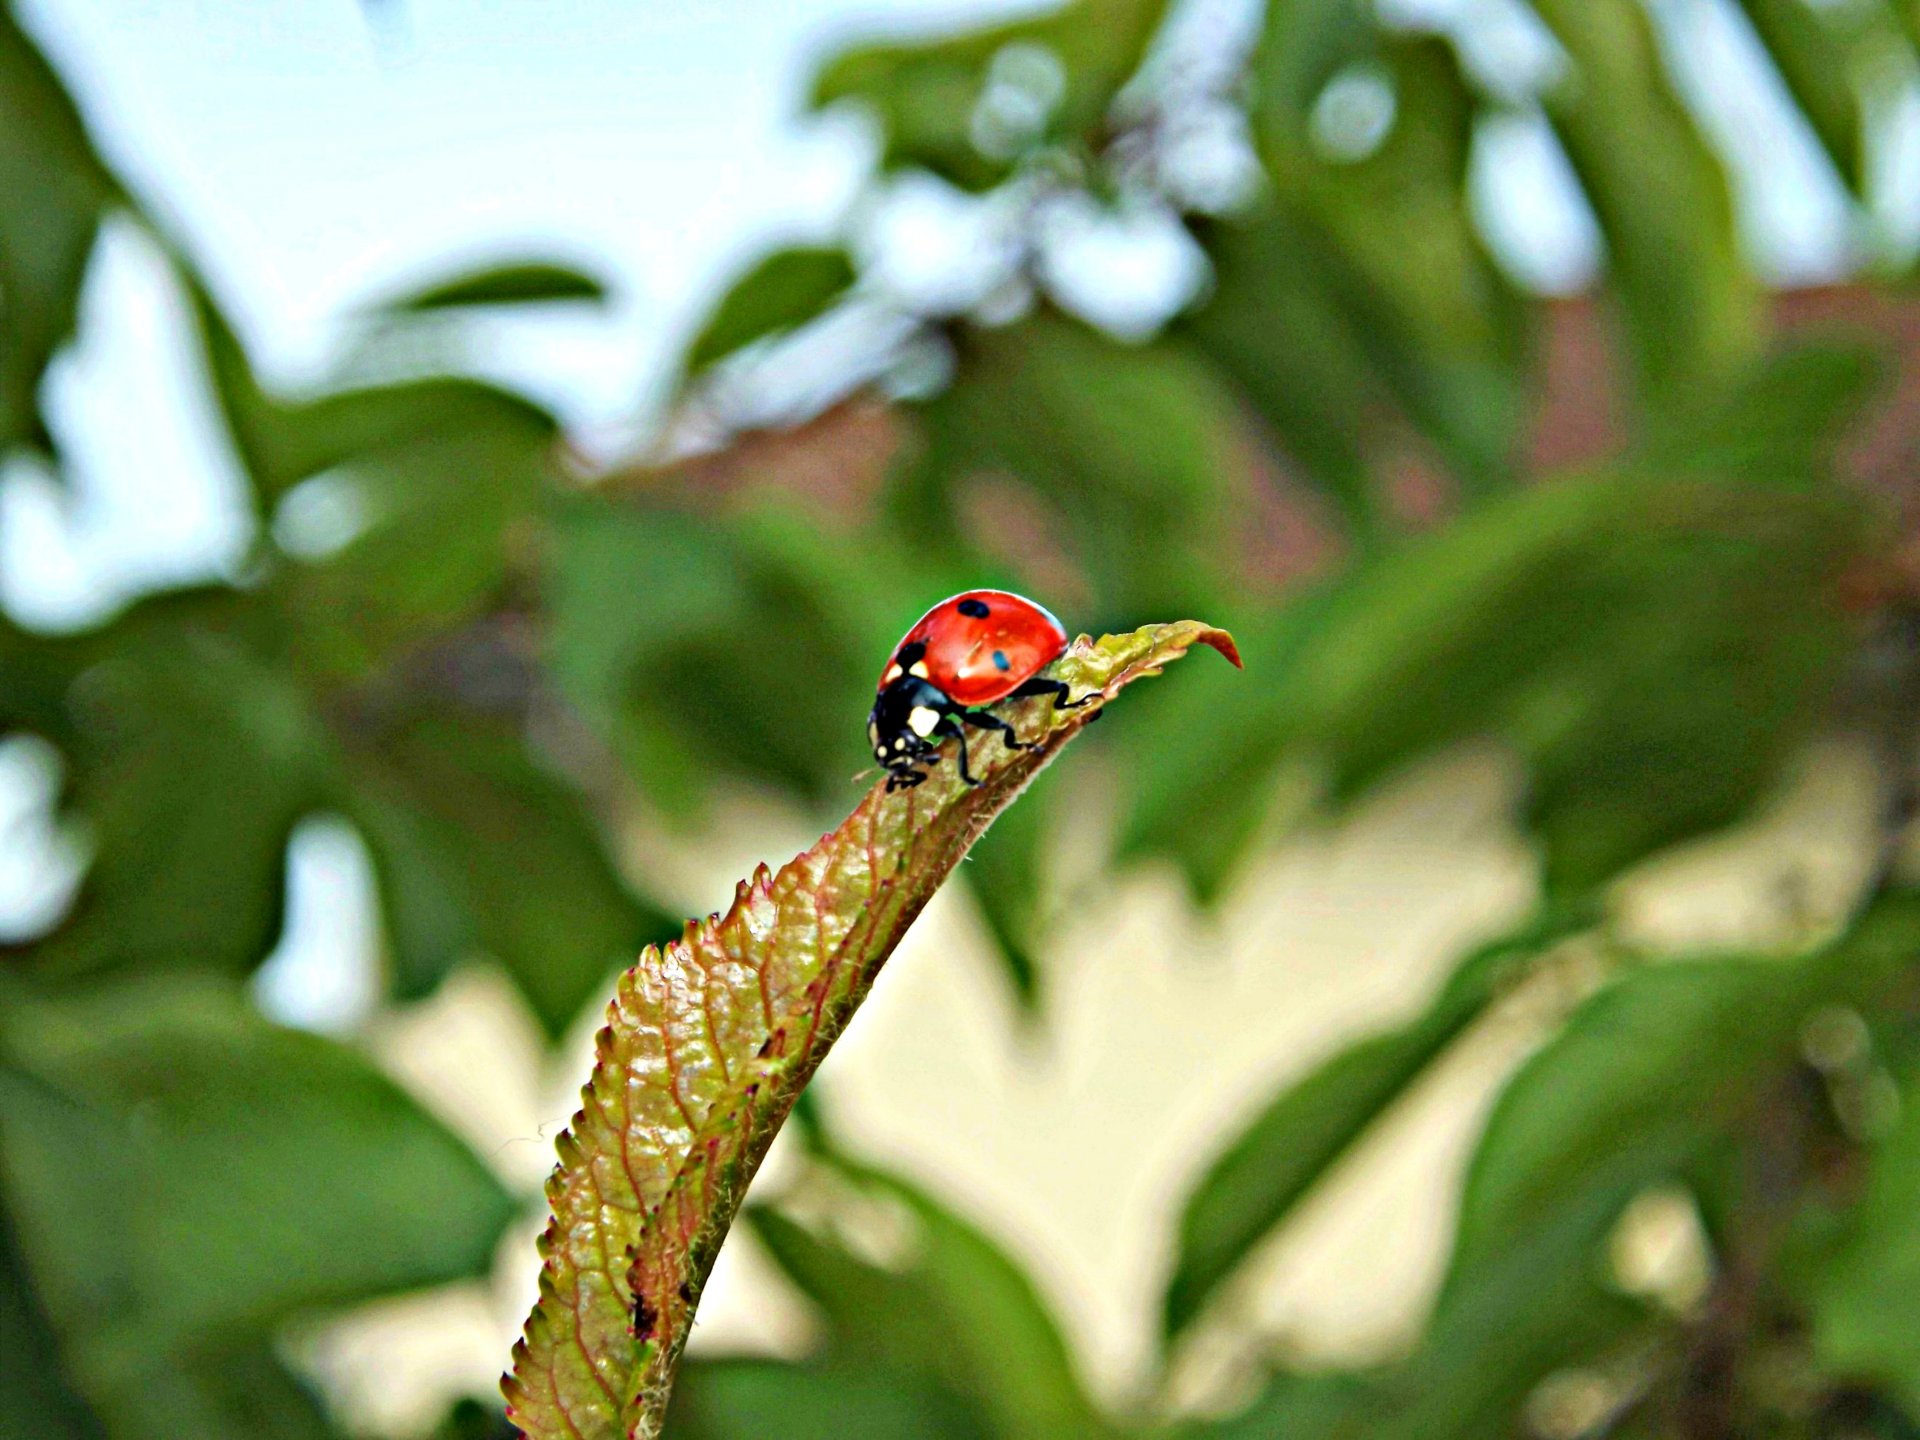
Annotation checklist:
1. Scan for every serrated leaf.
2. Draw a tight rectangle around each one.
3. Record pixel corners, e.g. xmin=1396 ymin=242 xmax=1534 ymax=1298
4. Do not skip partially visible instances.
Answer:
xmin=378 ymin=260 xmax=609 ymax=312
xmin=1163 ymin=906 xmax=1591 ymax=1339
xmin=809 ymin=0 xmax=1168 ymax=191
xmin=682 ymin=247 xmax=857 ymax=376
xmin=504 ymin=621 xmax=1238 ymax=1440
xmin=750 ymin=1156 xmax=1108 ymax=1440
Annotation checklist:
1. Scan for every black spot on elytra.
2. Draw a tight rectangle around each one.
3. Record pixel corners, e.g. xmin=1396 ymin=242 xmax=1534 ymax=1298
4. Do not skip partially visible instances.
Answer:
xmin=957 ymin=598 xmax=991 ymax=618
xmin=633 ymin=1294 xmax=658 ymax=1338
xmin=895 ymin=641 xmax=926 ymax=667
xmin=992 ymin=649 xmax=1011 ymax=671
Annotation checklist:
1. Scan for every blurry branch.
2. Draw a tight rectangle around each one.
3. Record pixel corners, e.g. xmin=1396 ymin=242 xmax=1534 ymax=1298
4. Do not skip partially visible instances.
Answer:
xmin=622 ymin=286 xmax=1920 ymax=576
xmin=597 ymin=393 xmax=904 ymax=519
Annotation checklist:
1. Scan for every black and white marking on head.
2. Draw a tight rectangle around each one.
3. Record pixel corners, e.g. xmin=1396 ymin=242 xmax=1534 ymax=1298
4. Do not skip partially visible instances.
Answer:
xmin=957 ymin=597 xmax=991 ymax=618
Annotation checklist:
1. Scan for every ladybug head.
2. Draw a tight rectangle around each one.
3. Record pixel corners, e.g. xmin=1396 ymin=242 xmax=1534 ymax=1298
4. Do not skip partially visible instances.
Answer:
xmin=869 ymin=671 xmax=951 ymax=778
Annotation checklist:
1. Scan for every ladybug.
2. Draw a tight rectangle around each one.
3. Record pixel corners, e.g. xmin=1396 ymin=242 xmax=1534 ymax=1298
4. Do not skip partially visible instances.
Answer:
xmin=869 ymin=589 xmax=1095 ymax=791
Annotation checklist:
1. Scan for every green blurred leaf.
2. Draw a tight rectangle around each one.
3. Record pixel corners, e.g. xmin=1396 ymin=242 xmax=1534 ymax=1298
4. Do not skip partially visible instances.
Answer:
xmin=959 ymin=759 xmax=1056 ymax=1010
xmin=428 ymin=1398 xmax=521 ymax=1440
xmin=1731 ymin=0 xmax=1879 ymax=198
xmin=1375 ymin=1174 xmax=1651 ymax=1440
xmin=1217 ymin=898 xmax=1920 ymax=1440
xmin=1219 ymin=1179 xmax=1649 ymax=1440
xmin=273 ymin=392 xmax=557 ymax=672
xmin=1808 ymin=1056 xmax=1920 ymax=1412
xmin=1203 ymin=1371 xmax=1382 ymax=1440
xmin=0 ymin=10 xmax=116 ymax=455
xmin=181 ymin=264 xmax=563 ymax=669
xmin=1115 ymin=587 xmax=1340 ymax=902
xmin=0 ymin=974 xmax=518 ymax=1341
xmin=750 ymin=1162 xmax=1111 ymax=1440
xmin=0 ymin=612 xmax=93 ymax=744
xmin=1207 ymin=1182 xmax=1647 ymax=1440
xmin=549 ymin=498 xmax=900 ymax=809
xmin=378 ymin=260 xmax=609 ymax=311
xmin=1449 ymin=895 xmax=1920 ymax=1292
xmin=1258 ymin=35 xmax=1529 ymax=495
xmin=1248 ymin=0 xmax=1374 ymax=138
xmin=1647 ymin=338 xmax=1886 ymax=482
xmin=28 ymin=617 xmax=332 ymax=981
xmin=1163 ymin=907 xmax=1591 ymax=1339
xmin=107 ymin=1341 xmax=345 ymax=1440
xmin=921 ymin=312 xmax=1245 ymax=618
xmin=0 ymin=1189 xmax=104 ymax=1439
xmin=544 ymin=500 xmax=747 ymax=813
xmin=186 ymin=270 xmax=557 ymax=522
xmin=1180 ymin=211 xmax=1381 ymax=535
xmin=0 ymin=976 xmax=512 ymax=1437
xmin=667 ymin=1359 xmax=988 ymax=1440
xmin=1130 ymin=468 xmax=1865 ymax=900
xmin=346 ymin=710 xmax=666 ymax=1034
xmin=683 ymin=246 xmax=856 ymax=375
xmin=1525 ymin=0 xmax=1761 ymax=408
xmin=505 ymin=622 xmax=1236 ymax=1440
xmin=1289 ymin=473 xmax=1865 ymax=892
xmin=810 ymin=0 xmax=1168 ymax=190
xmin=1901 ymin=0 xmax=1920 ymax=53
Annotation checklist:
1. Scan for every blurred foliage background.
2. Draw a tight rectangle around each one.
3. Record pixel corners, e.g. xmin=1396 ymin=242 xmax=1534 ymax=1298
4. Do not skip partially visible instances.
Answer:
xmin=5 ymin=0 xmax=1920 ymax=1437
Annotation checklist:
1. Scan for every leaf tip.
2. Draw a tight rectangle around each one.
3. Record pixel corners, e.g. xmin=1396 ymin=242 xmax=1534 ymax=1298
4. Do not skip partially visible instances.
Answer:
xmin=1199 ymin=627 xmax=1242 ymax=668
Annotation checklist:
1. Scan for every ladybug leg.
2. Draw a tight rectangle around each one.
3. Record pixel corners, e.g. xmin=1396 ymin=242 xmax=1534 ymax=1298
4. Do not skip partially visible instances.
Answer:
xmin=933 ymin=714 xmax=982 ymax=787
xmin=1009 ymin=676 xmax=1099 ymax=714
xmin=960 ymin=707 xmax=1033 ymax=753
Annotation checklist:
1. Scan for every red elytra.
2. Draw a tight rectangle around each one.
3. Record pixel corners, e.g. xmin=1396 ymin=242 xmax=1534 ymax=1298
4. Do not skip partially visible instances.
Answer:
xmin=876 ymin=589 xmax=1068 ymax=706
xmin=868 ymin=589 xmax=1089 ymax=792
